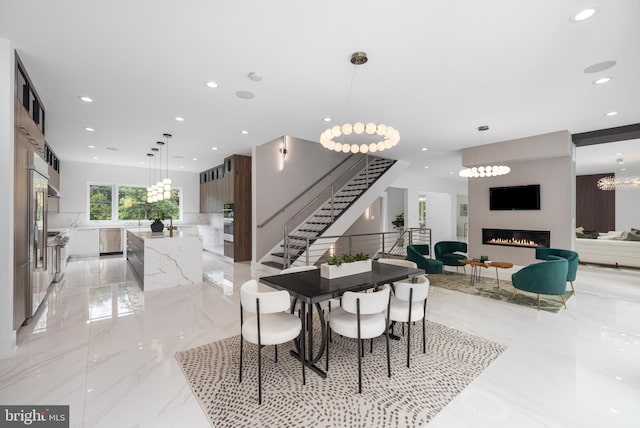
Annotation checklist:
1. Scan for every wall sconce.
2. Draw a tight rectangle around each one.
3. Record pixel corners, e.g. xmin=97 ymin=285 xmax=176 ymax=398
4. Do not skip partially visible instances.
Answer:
xmin=278 ymin=138 xmax=288 ymax=171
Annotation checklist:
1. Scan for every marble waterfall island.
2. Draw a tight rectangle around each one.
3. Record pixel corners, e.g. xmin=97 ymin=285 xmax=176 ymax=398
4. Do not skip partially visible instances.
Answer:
xmin=126 ymin=230 xmax=203 ymax=290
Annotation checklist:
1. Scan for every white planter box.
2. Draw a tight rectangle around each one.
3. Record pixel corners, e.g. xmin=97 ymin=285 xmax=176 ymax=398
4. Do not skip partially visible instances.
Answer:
xmin=320 ymin=259 xmax=372 ymax=279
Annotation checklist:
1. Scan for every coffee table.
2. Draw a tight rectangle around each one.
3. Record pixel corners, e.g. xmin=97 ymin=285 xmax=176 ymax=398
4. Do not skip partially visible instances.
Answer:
xmin=460 ymin=259 xmax=513 ymax=288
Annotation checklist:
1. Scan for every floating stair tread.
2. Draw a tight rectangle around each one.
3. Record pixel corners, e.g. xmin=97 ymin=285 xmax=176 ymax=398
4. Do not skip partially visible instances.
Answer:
xmin=262 ymin=261 xmax=284 ymax=270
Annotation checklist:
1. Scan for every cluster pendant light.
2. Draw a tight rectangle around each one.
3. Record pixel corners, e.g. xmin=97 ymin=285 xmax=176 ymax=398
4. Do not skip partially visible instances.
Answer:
xmin=146 ymin=133 xmax=172 ymax=203
xmin=319 ymin=52 xmax=400 ymax=154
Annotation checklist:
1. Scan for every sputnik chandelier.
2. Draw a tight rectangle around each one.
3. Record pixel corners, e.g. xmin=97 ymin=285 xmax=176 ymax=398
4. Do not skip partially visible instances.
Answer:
xmin=597 ymin=175 xmax=640 ymax=190
xmin=459 ymin=126 xmax=511 ymax=178
xmin=319 ymin=52 xmax=400 ymax=154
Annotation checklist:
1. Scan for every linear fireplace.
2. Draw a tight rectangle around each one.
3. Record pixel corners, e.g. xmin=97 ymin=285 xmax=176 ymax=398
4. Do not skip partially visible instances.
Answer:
xmin=482 ymin=228 xmax=550 ymax=248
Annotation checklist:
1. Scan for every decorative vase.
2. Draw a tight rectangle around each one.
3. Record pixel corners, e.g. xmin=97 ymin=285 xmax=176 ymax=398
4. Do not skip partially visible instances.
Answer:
xmin=320 ymin=259 xmax=372 ymax=279
xmin=150 ymin=219 xmax=164 ymax=232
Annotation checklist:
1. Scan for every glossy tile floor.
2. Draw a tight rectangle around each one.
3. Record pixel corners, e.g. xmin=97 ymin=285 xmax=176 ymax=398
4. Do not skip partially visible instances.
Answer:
xmin=1 ymin=254 xmax=639 ymax=427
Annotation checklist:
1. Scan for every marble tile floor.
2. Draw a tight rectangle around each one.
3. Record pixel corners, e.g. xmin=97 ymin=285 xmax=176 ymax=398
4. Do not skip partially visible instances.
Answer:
xmin=0 ymin=254 xmax=638 ymax=427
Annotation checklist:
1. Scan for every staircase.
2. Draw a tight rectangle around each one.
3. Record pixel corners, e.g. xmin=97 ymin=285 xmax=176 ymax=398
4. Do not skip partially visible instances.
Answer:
xmin=263 ymin=156 xmax=401 ymax=270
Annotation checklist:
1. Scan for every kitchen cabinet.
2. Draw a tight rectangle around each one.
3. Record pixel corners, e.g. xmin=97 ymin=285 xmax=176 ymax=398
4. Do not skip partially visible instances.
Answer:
xmin=199 ymin=155 xmax=251 ymax=261
xmin=68 ymin=228 xmax=100 ymax=258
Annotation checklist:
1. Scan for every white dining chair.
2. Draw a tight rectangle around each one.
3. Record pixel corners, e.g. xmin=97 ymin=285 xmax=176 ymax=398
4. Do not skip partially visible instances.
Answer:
xmin=326 ymin=284 xmax=391 ymax=393
xmin=239 ymin=279 xmax=305 ymax=404
xmin=388 ymin=276 xmax=430 ymax=368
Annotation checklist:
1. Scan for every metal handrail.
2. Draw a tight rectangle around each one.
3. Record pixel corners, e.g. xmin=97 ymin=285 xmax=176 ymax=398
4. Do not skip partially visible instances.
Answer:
xmin=283 ymin=154 xmax=375 ymax=266
xmin=257 ymin=154 xmax=356 ymax=228
xmin=285 ymin=228 xmax=432 ymax=268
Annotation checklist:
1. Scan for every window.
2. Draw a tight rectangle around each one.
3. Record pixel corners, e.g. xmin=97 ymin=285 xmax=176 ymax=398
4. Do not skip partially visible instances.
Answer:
xmin=89 ymin=184 xmax=181 ymax=221
xmin=90 ymin=185 xmax=113 ymax=220
xmin=418 ymin=195 xmax=426 ymax=227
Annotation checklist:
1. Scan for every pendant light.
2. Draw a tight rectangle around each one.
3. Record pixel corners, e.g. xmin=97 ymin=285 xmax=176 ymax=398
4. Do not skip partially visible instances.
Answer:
xmin=162 ymin=133 xmax=172 ymax=199
xmin=146 ymin=152 xmax=154 ymax=203
xmin=155 ymin=141 xmax=165 ymax=201
xmin=150 ymin=147 xmax=160 ymax=202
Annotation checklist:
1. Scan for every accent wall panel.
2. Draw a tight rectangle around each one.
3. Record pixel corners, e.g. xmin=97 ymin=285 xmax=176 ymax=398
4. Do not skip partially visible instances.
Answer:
xmin=576 ymin=173 xmax=615 ymax=232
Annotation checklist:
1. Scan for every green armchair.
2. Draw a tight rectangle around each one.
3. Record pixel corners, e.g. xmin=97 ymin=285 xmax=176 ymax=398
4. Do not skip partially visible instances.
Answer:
xmin=511 ymin=257 xmax=569 ymax=310
xmin=434 ymin=241 xmax=468 ymax=271
xmin=407 ymin=245 xmax=443 ymax=274
xmin=535 ymin=248 xmax=578 ymax=294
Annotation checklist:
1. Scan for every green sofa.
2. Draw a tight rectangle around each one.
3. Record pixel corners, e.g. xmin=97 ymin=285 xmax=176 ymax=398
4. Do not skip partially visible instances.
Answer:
xmin=511 ymin=256 xmax=569 ymax=310
xmin=535 ymin=248 xmax=579 ymax=294
xmin=406 ymin=245 xmax=443 ymax=274
xmin=434 ymin=241 xmax=468 ymax=271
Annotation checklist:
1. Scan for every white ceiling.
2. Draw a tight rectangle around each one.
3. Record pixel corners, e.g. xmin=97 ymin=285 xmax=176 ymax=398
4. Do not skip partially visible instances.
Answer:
xmin=1 ymin=0 xmax=639 ymax=181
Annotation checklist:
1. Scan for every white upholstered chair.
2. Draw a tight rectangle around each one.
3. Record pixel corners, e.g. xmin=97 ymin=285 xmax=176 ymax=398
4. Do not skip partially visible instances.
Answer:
xmin=239 ymin=279 xmax=305 ymax=404
xmin=326 ymin=284 xmax=391 ymax=393
xmin=388 ymin=275 xmax=430 ymax=367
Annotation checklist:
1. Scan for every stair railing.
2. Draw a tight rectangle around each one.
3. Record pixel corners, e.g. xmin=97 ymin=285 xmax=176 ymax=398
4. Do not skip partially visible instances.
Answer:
xmin=286 ymin=228 xmax=432 ymax=267
xmin=283 ymin=154 xmax=380 ymax=267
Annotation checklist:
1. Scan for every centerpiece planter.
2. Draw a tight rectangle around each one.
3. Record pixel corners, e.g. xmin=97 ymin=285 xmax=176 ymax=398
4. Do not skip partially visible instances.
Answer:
xmin=150 ymin=219 xmax=165 ymax=232
xmin=320 ymin=259 xmax=372 ymax=279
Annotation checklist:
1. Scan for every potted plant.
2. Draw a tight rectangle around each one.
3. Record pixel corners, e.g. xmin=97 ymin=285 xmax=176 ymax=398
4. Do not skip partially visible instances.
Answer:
xmin=150 ymin=213 xmax=164 ymax=232
xmin=392 ymin=212 xmax=405 ymax=246
xmin=320 ymin=252 xmax=371 ymax=279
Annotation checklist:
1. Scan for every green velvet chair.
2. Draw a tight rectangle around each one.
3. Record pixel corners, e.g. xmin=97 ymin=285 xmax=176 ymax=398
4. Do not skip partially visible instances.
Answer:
xmin=407 ymin=245 xmax=443 ymax=274
xmin=434 ymin=241 xmax=468 ymax=272
xmin=535 ymin=248 xmax=579 ymax=295
xmin=511 ymin=257 xmax=569 ymax=310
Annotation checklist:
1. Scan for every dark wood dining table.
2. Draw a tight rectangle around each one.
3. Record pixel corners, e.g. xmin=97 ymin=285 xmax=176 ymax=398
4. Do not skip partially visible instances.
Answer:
xmin=259 ymin=261 xmax=425 ymax=377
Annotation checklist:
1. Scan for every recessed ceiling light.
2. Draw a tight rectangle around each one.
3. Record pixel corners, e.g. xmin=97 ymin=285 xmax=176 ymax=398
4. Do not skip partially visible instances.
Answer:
xmin=91 ymin=156 xmax=99 ymax=160
xmin=615 ymin=152 xmax=623 ymax=156
xmin=180 ymin=165 xmax=184 ymax=169
xmin=241 ymin=130 xmax=249 ymax=135
xmin=593 ymin=76 xmax=612 ymax=85
xmin=84 ymin=127 xmax=95 ymax=132
xmin=138 ymin=161 xmax=144 ymax=165
xmin=248 ymin=72 xmax=262 ymax=82
xmin=175 ymin=116 xmax=184 ymax=122
xmin=449 ymin=171 xmax=454 ymax=174
xmin=79 ymin=96 xmax=93 ymax=103
xmin=192 ymin=158 xmax=198 ymax=161
xmin=87 ymin=145 xmax=95 ymax=149
xmin=205 ymin=81 xmax=218 ymax=88
xmin=571 ymin=8 xmax=596 ymax=22
xmin=421 ymin=148 xmax=428 ymax=151
xmin=173 ymin=155 xmax=184 ymax=159
xmin=621 ymin=168 xmax=627 ymax=171
xmin=605 ymin=111 xmax=618 ymax=117
xmin=323 ymin=117 xmax=332 ymax=122
xmin=211 ymin=147 xmax=218 ymax=150
xmin=106 ymin=147 xmax=118 ymax=151
xmin=424 ymin=166 xmax=429 ymax=169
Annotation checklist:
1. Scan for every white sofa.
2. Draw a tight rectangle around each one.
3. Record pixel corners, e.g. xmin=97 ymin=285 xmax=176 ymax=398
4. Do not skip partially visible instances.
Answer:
xmin=576 ymin=238 xmax=640 ymax=268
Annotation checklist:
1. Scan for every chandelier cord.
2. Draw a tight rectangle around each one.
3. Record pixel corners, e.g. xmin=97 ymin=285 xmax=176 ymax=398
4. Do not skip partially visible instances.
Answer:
xmin=341 ymin=63 xmax=359 ymax=144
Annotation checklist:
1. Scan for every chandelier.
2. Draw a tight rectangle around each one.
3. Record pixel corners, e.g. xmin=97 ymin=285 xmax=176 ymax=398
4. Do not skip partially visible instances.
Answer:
xmin=146 ymin=133 xmax=173 ymax=203
xmin=459 ymin=126 xmax=511 ymax=178
xmin=161 ymin=133 xmax=172 ymax=199
xmin=319 ymin=52 xmax=400 ymax=154
xmin=597 ymin=175 xmax=640 ymax=190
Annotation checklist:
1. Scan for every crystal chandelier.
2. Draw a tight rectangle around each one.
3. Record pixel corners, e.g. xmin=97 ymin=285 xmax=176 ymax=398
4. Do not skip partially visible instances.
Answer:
xmin=319 ymin=52 xmax=400 ymax=154
xmin=597 ymin=175 xmax=640 ymax=190
xmin=459 ymin=126 xmax=511 ymax=178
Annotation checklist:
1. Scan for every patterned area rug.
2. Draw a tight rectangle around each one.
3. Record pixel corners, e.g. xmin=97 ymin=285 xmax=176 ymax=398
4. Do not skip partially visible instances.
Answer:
xmin=176 ymin=322 xmax=505 ymax=427
xmin=430 ymin=271 xmax=573 ymax=313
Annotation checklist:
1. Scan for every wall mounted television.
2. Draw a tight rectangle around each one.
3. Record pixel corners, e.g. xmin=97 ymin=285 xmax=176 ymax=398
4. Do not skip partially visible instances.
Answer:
xmin=490 ymin=184 xmax=540 ymax=210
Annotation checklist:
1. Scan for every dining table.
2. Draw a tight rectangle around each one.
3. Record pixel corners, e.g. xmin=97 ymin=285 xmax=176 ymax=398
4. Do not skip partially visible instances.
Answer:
xmin=259 ymin=261 xmax=425 ymax=378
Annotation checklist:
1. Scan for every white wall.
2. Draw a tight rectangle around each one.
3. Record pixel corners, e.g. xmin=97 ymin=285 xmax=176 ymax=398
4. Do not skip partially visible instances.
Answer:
xmin=616 ymin=165 xmax=640 ymax=230
xmin=465 ymin=131 xmax=575 ymax=266
xmin=0 ymin=38 xmax=16 ymax=358
xmin=425 ymin=192 xmax=453 ymax=246
xmin=388 ymin=171 xmax=466 ymax=241
xmin=49 ymin=160 xmax=200 ymax=228
xmin=386 ymin=187 xmax=406 ymax=231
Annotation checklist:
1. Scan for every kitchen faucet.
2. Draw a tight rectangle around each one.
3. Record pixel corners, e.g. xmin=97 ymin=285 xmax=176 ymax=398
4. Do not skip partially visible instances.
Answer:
xmin=163 ymin=215 xmax=174 ymax=237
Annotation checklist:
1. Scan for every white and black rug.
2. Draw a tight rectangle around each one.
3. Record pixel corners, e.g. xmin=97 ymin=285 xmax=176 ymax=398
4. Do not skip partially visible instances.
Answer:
xmin=176 ymin=321 xmax=505 ymax=427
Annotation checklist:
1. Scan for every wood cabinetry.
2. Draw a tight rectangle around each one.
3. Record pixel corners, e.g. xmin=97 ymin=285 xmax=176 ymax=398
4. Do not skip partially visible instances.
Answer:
xmin=199 ymin=155 xmax=251 ymax=261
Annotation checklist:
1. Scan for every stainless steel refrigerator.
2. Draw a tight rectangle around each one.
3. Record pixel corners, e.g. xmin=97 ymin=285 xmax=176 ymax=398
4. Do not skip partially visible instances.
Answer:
xmin=28 ymin=156 xmax=49 ymax=317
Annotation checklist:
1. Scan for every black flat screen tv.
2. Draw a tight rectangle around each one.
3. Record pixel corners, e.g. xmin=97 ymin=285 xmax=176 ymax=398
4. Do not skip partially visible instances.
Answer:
xmin=490 ymin=184 xmax=540 ymax=210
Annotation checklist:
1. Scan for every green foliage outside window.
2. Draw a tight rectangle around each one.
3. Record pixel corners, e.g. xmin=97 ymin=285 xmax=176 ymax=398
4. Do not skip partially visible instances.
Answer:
xmin=89 ymin=184 xmax=181 ymax=221
xmin=90 ymin=185 xmax=112 ymax=220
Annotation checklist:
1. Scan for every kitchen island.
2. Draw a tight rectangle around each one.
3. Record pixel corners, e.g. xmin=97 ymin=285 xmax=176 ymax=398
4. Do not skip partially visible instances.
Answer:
xmin=126 ymin=229 xmax=203 ymax=290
